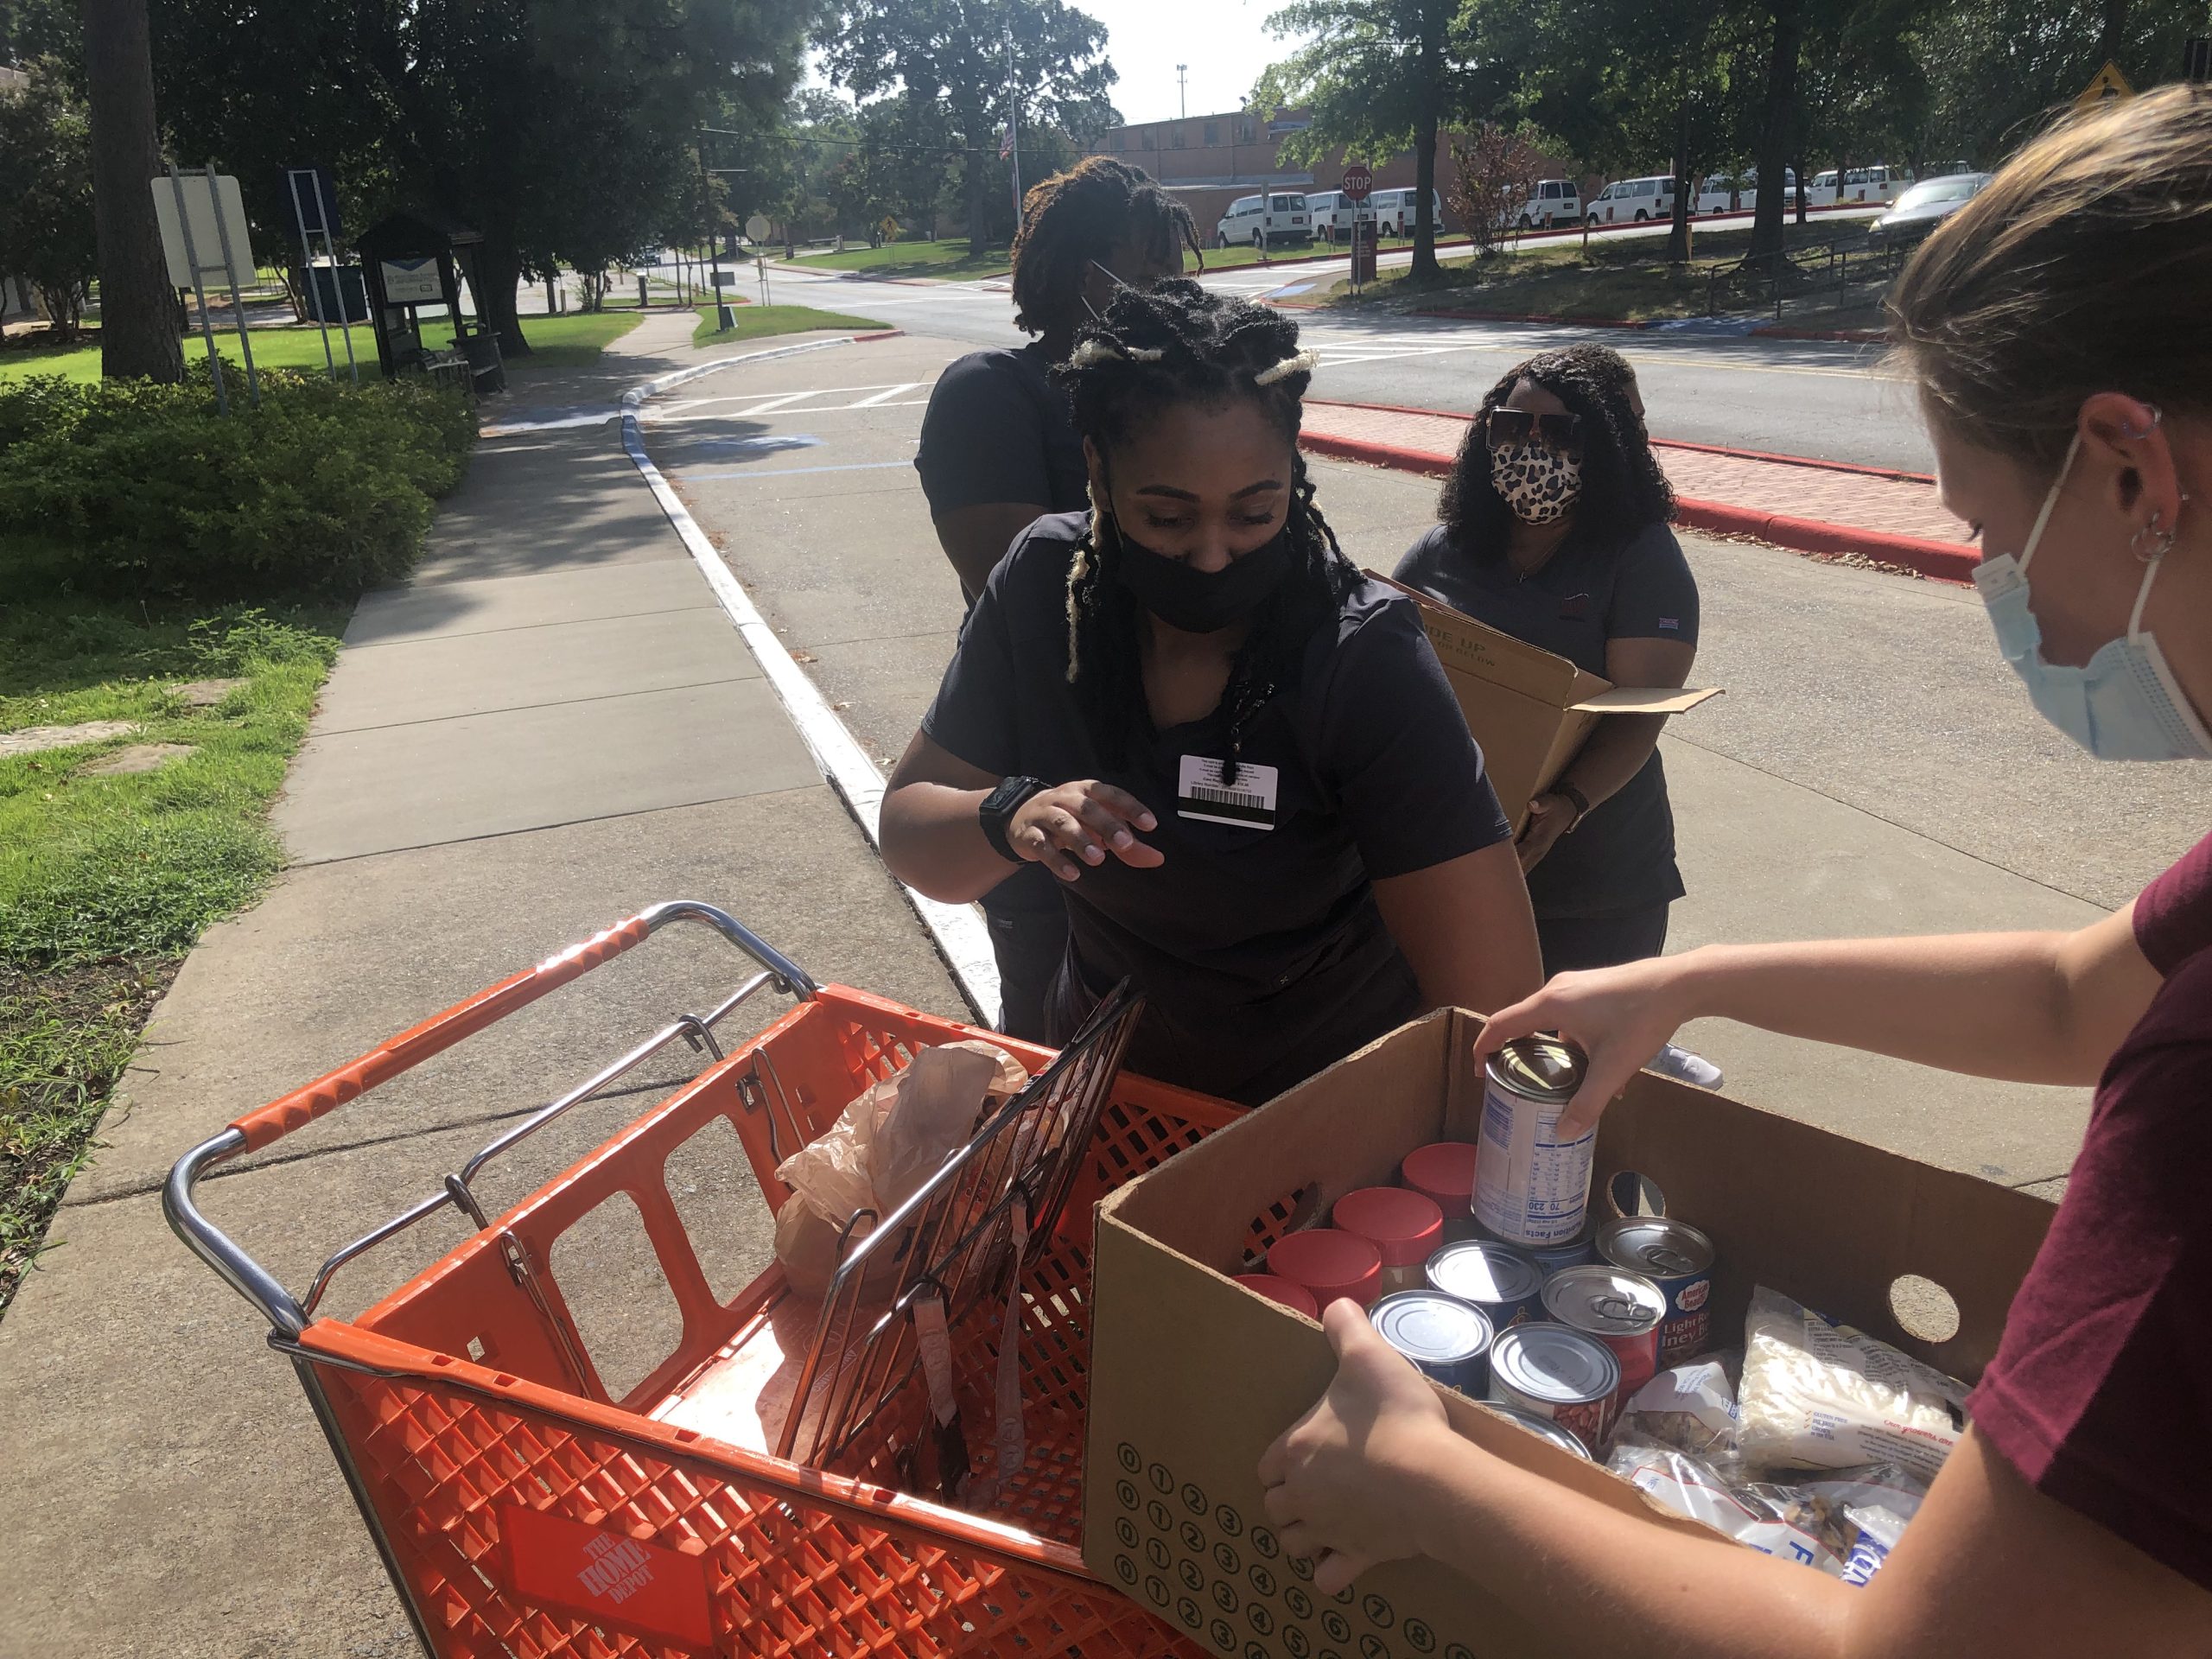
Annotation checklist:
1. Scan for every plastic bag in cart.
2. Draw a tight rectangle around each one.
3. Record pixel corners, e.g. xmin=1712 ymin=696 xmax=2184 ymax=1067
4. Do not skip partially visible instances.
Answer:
xmin=772 ymin=1040 xmax=1029 ymax=1297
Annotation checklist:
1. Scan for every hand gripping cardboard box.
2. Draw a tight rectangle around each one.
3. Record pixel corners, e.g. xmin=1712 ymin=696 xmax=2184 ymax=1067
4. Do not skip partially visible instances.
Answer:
xmin=1370 ymin=573 xmax=1721 ymax=830
xmin=1081 ymin=1009 xmax=2055 ymax=1659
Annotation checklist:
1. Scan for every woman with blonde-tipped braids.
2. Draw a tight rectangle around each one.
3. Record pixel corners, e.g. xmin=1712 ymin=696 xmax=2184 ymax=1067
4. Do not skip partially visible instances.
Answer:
xmin=882 ymin=281 xmax=1541 ymax=1101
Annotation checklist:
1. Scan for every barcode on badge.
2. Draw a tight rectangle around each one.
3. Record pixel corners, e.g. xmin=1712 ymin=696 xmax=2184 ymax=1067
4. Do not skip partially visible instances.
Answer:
xmin=1177 ymin=754 xmax=1279 ymax=830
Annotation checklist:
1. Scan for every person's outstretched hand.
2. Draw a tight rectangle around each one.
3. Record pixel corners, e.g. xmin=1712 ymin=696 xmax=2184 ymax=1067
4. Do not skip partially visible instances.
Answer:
xmin=1258 ymin=1300 xmax=1453 ymax=1595
xmin=1471 ymin=955 xmax=1696 ymax=1139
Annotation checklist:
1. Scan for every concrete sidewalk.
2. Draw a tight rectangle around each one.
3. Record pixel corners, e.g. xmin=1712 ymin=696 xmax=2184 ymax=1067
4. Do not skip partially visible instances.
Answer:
xmin=1300 ymin=397 xmax=1975 ymax=577
xmin=0 ymin=311 xmax=967 ymax=1657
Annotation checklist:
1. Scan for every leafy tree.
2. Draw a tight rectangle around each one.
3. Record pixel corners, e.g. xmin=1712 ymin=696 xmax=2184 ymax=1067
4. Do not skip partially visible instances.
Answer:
xmin=1250 ymin=0 xmax=1465 ymax=281
xmin=824 ymin=0 xmax=1115 ymax=255
xmin=82 ymin=0 xmax=181 ymax=379
xmin=0 ymin=60 xmax=98 ymax=338
xmin=1446 ymin=121 xmax=1551 ymax=254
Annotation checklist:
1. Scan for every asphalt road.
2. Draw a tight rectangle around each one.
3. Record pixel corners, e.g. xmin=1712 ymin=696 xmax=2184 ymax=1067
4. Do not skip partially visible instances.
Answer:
xmin=639 ymin=328 xmax=2210 ymax=1187
xmin=756 ymin=257 xmax=1931 ymax=473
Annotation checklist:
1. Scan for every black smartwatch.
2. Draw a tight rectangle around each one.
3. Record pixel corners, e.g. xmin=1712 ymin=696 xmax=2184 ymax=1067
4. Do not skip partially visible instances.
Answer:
xmin=979 ymin=776 xmax=1048 ymax=863
xmin=1554 ymin=780 xmax=1592 ymax=831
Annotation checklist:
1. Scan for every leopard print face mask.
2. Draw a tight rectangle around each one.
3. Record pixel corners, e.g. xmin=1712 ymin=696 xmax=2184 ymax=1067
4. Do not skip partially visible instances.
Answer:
xmin=1490 ymin=442 xmax=1583 ymax=524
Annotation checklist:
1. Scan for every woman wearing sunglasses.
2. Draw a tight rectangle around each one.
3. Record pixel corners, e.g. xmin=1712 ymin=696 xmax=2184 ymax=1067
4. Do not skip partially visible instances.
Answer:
xmin=1394 ymin=347 xmax=1700 ymax=988
xmin=882 ymin=282 xmax=1542 ymax=1103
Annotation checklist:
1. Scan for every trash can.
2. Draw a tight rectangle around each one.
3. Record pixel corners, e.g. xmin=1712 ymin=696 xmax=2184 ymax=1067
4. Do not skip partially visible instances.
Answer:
xmin=461 ymin=333 xmax=505 ymax=396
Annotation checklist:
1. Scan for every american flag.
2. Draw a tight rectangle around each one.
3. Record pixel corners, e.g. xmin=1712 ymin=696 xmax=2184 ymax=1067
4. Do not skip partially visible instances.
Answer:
xmin=1000 ymin=122 xmax=1014 ymax=160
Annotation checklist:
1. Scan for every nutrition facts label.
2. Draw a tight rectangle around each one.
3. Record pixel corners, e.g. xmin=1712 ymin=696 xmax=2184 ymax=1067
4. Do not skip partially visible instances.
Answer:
xmin=1474 ymin=1084 xmax=1595 ymax=1243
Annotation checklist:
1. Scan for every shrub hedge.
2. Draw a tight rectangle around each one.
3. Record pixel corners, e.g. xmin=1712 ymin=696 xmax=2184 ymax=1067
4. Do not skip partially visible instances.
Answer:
xmin=0 ymin=365 xmax=475 ymax=600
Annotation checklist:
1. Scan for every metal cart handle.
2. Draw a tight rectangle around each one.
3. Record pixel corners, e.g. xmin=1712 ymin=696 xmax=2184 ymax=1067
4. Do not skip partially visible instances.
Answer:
xmin=166 ymin=900 xmax=815 ymax=1336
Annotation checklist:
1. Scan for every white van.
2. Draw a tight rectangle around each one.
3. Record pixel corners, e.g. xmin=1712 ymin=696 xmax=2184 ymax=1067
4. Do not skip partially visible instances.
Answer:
xmin=1306 ymin=189 xmax=1358 ymax=244
xmin=1586 ymin=175 xmax=1679 ymax=224
xmin=1694 ymin=174 xmax=1751 ymax=215
xmin=1516 ymin=178 xmax=1581 ymax=228
xmin=1215 ymin=193 xmax=1313 ymax=251
xmin=1807 ymin=164 xmax=1915 ymax=207
xmin=1369 ymin=188 xmax=1448 ymax=237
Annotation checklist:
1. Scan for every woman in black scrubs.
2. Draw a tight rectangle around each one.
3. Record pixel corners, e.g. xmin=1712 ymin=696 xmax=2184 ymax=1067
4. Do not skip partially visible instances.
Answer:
xmin=913 ymin=156 xmax=1198 ymax=1041
xmin=1395 ymin=346 xmax=1699 ymax=980
xmin=881 ymin=283 xmax=1542 ymax=1103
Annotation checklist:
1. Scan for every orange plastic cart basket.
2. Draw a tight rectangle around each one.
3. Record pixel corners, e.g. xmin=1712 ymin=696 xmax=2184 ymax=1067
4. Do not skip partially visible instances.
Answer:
xmin=167 ymin=901 xmax=1243 ymax=1658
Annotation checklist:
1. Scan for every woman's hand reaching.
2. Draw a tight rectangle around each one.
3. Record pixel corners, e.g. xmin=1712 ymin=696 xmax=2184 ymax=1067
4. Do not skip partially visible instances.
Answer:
xmin=1472 ymin=955 xmax=1699 ymax=1138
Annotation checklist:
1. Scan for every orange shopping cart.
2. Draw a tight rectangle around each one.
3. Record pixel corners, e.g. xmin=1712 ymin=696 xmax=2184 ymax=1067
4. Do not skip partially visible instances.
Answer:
xmin=166 ymin=899 xmax=1244 ymax=1658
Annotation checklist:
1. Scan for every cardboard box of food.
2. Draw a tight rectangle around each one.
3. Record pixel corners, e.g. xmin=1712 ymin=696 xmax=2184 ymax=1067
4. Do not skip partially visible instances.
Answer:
xmin=1370 ymin=572 xmax=1722 ymax=830
xmin=1080 ymin=1010 xmax=2055 ymax=1658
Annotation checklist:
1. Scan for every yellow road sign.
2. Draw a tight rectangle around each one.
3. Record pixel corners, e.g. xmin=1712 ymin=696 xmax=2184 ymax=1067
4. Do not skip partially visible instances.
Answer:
xmin=2076 ymin=60 xmax=2134 ymax=109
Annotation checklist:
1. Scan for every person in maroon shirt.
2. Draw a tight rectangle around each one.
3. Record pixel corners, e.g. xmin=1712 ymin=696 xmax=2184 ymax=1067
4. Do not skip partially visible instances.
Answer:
xmin=1257 ymin=86 xmax=2212 ymax=1654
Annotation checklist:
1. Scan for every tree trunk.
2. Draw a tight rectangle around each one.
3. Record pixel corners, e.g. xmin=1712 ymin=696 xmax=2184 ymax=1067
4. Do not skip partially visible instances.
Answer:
xmin=475 ymin=237 xmax=530 ymax=359
xmin=82 ymin=0 xmax=183 ymax=382
xmin=966 ymin=135 xmax=988 ymax=257
xmin=1792 ymin=154 xmax=1808 ymax=223
xmin=1409 ymin=19 xmax=1443 ymax=282
xmin=1750 ymin=0 xmax=1802 ymax=263
xmin=1666 ymin=63 xmax=1694 ymax=264
xmin=2097 ymin=0 xmax=2128 ymax=65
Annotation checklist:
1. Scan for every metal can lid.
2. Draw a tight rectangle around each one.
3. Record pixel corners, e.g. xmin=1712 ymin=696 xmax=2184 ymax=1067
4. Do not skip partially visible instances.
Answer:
xmin=1268 ymin=1228 xmax=1382 ymax=1301
xmin=1491 ymin=1322 xmax=1620 ymax=1404
xmin=1484 ymin=1035 xmax=1586 ymax=1103
xmin=1333 ymin=1186 xmax=1445 ymax=1266
xmin=1480 ymin=1402 xmax=1592 ymax=1461
xmin=1426 ymin=1241 xmax=1542 ymax=1306
xmin=1233 ymin=1274 xmax=1319 ymax=1318
xmin=1597 ymin=1216 xmax=1715 ymax=1281
xmin=1541 ymin=1266 xmax=1667 ymax=1337
xmin=1401 ymin=1141 xmax=1479 ymax=1205
xmin=1371 ymin=1292 xmax=1493 ymax=1365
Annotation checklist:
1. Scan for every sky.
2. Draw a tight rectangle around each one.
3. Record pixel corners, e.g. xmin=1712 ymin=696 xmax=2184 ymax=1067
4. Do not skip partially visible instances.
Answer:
xmin=1076 ymin=0 xmax=1307 ymax=124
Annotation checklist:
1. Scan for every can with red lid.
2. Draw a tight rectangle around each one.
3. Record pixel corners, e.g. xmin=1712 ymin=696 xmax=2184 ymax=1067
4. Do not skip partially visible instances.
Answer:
xmin=1540 ymin=1264 xmax=1668 ymax=1403
xmin=1333 ymin=1186 xmax=1444 ymax=1294
xmin=1400 ymin=1141 xmax=1479 ymax=1243
xmin=1232 ymin=1273 xmax=1319 ymax=1318
xmin=1267 ymin=1228 xmax=1382 ymax=1310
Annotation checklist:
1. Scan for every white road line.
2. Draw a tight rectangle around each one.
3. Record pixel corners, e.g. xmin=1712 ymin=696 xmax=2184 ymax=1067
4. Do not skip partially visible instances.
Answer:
xmin=620 ymin=340 xmax=1001 ymax=1022
xmin=847 ymin=382 xmax=922 ymax=407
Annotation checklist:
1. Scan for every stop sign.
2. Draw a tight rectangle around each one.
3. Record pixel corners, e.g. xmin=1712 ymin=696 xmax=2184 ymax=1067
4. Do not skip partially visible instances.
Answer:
xmin=1342 ymin=165 xmax=1373 ymax=201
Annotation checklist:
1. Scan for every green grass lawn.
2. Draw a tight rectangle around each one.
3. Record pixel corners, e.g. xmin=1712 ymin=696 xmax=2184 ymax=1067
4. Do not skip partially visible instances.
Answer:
xmin=0 ymin=311 xmax=643 ymax=385
xmin=784 ymin=238 xmax=1014 ymax=282
xmin=0 ymin=601 xmax=345 ymax=1314
xmin=690 ymin=302 xmax=891 ymax=347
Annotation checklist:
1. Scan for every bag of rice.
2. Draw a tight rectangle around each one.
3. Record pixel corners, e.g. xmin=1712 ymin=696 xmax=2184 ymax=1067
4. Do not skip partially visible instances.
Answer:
xmin=1737 ymin=1287 xmax=1968 ymax=1482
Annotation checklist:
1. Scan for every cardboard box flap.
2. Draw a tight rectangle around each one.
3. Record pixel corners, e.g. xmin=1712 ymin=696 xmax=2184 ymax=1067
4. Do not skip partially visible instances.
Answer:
xmin=1570 ymin=685 xmax=1725 ymax=715
xmin=1369 ymin=572 xmax=1591 ymax=707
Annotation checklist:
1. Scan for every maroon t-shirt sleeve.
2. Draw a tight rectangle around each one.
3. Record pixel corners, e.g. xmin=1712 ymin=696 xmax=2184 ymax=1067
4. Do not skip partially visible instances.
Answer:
xmin=1967 ymin=833 xmax=2212 ymax=1593
xmin=2134 ymin=830 xmax=2212 ymax=972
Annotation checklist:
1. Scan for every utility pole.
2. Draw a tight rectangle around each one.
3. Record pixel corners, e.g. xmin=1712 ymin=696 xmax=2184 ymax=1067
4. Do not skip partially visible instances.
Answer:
xmin=701 ymin=134 xmax=732 ymax=331
xmin=1005 ymin=33 xmax=1024 ymax=232
xmin=1177 ymin=65 xmax=1188 ymax=120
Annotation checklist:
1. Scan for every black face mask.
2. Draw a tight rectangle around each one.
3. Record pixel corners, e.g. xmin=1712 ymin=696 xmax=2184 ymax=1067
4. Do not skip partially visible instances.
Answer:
xmin=1112 ymin=518 xmax=1294 ymax=633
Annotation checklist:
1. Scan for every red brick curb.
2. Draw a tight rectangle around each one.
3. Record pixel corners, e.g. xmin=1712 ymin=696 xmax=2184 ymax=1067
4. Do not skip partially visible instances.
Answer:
xmin=850 ymin=329 xmax=906 ymax=342
xmin=1411 ymin=308 xmax=1652 ymax=327
xmin=1297 ymin=427 xmax=1978 ymax=584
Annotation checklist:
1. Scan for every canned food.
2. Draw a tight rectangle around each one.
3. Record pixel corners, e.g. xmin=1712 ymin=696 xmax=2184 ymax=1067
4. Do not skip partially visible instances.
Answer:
xmin=1334 ymin=1186 xmax=1445 ymax=1295
xmin=1370 ymin=1292 xmax=1494 ymax=1395
xmin=1478 ymin=1401 xmax=1592 ymax=1461
xmin=1268 ymin=1228 xmax=1382 ymax=1310
xmin=1541 ymin=1265 xmax=1668 ymax=1402
xmin=1597 ymin=1217 xmax=1716 ymax=1365
xmin=1488 ymin=1321 xmax=1621 ymax=1451
xmin=1401 ymin=1141 xmax=1480 ymax=1243
xmin=1425 ymin=1240 xmax=1543 ymax=1330
xmin=1478 ymin=1217 xmax=1599 ymax=1274
xmin=1471 ymin=1036 xmax=1594 ymax=1248
xmin=1232 ymin=1273 xmax=1319 ymax=1319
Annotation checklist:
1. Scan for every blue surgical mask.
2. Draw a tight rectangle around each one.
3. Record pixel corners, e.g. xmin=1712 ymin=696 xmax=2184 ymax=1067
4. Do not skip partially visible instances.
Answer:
xmin=1974 ymin=431 xmax=2212 ymax=761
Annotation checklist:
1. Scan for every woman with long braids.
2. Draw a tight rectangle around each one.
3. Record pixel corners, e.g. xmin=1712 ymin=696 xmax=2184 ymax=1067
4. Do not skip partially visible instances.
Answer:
xmin=912 ymin=156 xmax=1198 ymax=1043
xmin=882 ymin=281 xmax=1541 ymax=1103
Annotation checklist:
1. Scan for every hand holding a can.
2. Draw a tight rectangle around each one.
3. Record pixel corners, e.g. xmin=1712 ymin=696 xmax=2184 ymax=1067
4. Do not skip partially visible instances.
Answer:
xmin=1258 ymin=1300 xmax=1452 ymax=1594
xmin=1471 ymin=955 xmax=1697 ymax=1139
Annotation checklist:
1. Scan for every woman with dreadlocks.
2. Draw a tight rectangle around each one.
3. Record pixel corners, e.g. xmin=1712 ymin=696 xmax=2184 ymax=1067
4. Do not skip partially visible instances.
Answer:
xmin=883 ymin=281 xmax=1541 ymax=1103
xmin=1395 ymin=346 xmax=1701 ymax=994
xmin=912 ymin=156 xmax=1198 ymax=1044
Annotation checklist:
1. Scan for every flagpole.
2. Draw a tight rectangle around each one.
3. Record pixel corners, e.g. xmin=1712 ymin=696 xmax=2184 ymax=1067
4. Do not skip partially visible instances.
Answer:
xmin=1005 ymin=32 xmax=1024 ymax=230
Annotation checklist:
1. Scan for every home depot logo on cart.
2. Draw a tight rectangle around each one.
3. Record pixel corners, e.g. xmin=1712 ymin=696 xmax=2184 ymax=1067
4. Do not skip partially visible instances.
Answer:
xmin=497 ymin=1503 xmax=715 ymax=1650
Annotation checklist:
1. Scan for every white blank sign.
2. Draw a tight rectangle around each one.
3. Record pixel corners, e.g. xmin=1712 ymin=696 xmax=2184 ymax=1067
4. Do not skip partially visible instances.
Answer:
xmin=150 ymin=173 xmax=256 ymax=287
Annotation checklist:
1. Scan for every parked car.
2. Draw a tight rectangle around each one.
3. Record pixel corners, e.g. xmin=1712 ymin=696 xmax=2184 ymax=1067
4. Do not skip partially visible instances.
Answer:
xmin=1866 ymin=171 xmax=1993 ymax=247
xmin=1587 ymin=175 xmax=1680 ymax=224
xmin=1306 ymin=189 xmax=1358 ymax=244
xmin=1215 ymin=193 xmax=1313 ymax=251
xmin=1515 ymin=178 xmax=1582 ymax=228
xmin=1808 ymin=163 xmax=1916 ymax=207
xmin=1369 ymin=188 xmax=1449 ymax=237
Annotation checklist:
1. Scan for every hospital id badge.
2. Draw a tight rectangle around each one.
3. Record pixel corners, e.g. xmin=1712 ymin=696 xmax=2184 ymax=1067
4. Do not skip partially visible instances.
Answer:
xmin=1176 ymin=755 xmax=1278 ymax=830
